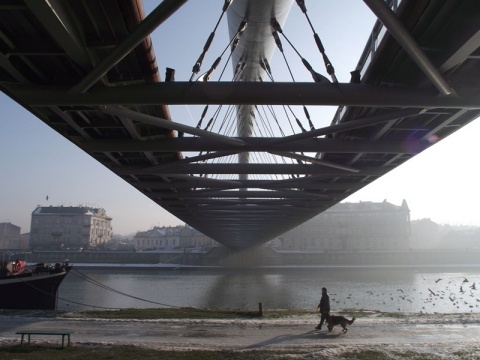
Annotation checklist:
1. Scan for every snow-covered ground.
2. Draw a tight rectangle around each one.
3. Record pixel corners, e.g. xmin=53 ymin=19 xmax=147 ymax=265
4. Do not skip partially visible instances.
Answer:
xmin=1 ymin=311 xmax=480 ymax=357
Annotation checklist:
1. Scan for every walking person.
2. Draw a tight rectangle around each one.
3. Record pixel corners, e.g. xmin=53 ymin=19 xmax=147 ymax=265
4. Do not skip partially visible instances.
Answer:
xmin=315 ymin=287 xmax=330 ymax=330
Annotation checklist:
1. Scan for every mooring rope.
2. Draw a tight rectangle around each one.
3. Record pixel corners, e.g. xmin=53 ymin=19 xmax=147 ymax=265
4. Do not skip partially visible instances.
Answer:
xmin=70 ymin=268 xmax=182 ymax=308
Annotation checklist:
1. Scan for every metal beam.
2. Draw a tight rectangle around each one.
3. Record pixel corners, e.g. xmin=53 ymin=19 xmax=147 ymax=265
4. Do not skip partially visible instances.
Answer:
xmin=155 ymin=197 xmax=332 ymax=205
xmin=159 ymin=174 xmax=243 ymax=188
xmin=363 ymin=0 xmax=454 ymax=96
xmin=9 ymin=83 xmax=480 ymax=107
xmin=69 ymin=0 xmax=188 ymax=93
xmin=131 ymin=179 xmax=365 ymax=190
xmin=168 ymin=190 xmax=328 ymax=199
xmin=440 ymin=30 xmax=480 ymax=72
xmin=111 ymin=163 xmax=384 ymax=175
xmin=268 ymin=151 xmax=360 ymax=173
xmin=144 ymin=151 xmax=239 ymax=172
xmin=161 ymin=204 xmax=319 ymax=211
xmin=157 ymin=195 xmax=334 ymax=204
xmin=24 ymin=0 xmax=91 ymax=67
xmin=269 ymin=109 xmax=422 ymax=145
xmin=100 ymin=105 xmax=245 ymax=147
xmin=81 ymin=137 xmax=427 ymax=154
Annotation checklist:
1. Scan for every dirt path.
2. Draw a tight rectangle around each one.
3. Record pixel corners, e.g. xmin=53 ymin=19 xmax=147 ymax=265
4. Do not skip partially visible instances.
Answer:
xmin=1 ymin=313 xmax=480 ymax=357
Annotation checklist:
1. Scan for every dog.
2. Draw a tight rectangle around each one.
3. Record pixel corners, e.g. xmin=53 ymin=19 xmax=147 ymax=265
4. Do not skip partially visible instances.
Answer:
xmin=325 ymin=314 xmax=356 ymax=333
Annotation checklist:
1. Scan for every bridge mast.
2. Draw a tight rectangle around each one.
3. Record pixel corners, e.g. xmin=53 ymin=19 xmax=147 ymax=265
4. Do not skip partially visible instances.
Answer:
xmin=227 ymin=0 xmax=294 ymax=181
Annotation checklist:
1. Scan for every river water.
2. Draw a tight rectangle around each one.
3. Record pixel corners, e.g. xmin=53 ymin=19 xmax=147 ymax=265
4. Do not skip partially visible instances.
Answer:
xmin=57 ymin=266 xmax=480 ymax=314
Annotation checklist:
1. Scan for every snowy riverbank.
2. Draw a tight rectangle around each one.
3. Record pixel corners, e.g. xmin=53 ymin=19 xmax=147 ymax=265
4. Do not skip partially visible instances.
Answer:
xmin=0 ymin=311 xmax=479 ymax=358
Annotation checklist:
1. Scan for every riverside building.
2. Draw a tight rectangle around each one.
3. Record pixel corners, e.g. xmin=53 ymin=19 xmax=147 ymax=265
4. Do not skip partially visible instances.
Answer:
xmin=0 ymin=222 xmax=21 ymax=249
xmin=271 ymin=200 xmax=411 ymax=251
xmin=134 ymin=225 xmax=218 ymax=251
xmin=30 ymin=206 xmax=112 ymax=250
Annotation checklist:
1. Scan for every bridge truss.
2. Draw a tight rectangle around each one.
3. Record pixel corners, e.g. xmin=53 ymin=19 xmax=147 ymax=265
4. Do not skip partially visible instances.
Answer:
xmin=1 ymin=0 xmax=480 ymax=250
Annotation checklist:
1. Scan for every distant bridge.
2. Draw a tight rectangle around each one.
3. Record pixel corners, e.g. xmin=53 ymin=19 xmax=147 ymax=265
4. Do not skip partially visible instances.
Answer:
xmin=1 ymin=0 xmax=479 ymax=250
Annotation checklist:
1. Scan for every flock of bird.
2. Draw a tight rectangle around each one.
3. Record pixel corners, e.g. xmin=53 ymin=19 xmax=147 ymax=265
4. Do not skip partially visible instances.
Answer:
xmin=328 ymin=276 xmax=480 ymax=313
xmin=423 ymin=277 xmax=479 ymax=312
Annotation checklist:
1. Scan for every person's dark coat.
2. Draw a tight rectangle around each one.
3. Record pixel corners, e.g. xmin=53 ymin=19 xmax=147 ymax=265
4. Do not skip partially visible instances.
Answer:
xmin=319 ymin=293 xmax=330 ymax=314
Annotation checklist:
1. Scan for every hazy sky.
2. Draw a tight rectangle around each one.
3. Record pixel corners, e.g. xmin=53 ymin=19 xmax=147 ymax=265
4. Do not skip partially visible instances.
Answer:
xmin=1 ymin=1 xmax=479 ymax=235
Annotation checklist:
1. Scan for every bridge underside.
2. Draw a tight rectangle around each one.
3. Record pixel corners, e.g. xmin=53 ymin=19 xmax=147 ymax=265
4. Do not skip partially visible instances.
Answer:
xmin=1 ymin=0 xmax=480 ymax=250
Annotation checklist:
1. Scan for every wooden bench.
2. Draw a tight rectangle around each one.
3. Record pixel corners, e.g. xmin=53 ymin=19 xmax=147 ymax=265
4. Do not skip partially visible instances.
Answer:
xmin=16 ymin=330 xmax=71 ymax=348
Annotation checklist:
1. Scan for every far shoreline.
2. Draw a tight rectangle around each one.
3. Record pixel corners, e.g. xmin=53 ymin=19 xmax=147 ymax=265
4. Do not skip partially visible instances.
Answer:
xmin=69 ymin=262 xmax=480 ymax=270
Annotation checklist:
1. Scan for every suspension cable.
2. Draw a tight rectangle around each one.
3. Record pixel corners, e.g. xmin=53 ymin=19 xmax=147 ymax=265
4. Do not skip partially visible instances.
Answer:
xmin=271 ymin=17 xmax=330 ymax=84
xmin=261 ymin=104 xmax=285 ymax=137
xmin=217 ymin=104 xmax=236 ymax=135
xmin=196 ymin=19 xmax=248 ymax=82
xmin=295 ymin=0 xmax=338 ymax=83
xmin=303 ymin=106 xmax=315 ymax=131
xmin=189 ymin=0 xmax=233 ymax=81
xmin=267 ymin=36 xmax=313 ymax=134
xmin=254 ymin=105 xmax=275 ymax=137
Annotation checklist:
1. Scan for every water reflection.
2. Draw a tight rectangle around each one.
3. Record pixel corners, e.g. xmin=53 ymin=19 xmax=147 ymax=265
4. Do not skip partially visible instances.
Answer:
xmin=199 ymin=269 xmax=291 ymax=309
xmin=57 ymin=266 xmax=480 ymax=313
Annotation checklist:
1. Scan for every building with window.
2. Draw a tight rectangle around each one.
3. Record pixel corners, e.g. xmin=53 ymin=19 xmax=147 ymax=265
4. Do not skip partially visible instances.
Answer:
xmin=271 ymin=200 xmax=411 ymax=251
xmin=30 ymin=206 xmax=112 ymax=250
xmin=135 ymin=225 xmax=218 ymax=251
xmin=410 ymin=218 xmax=440 ymax=249
xmin=134 ymin=226 xmax=181 ymax=251
xmin=0 ymin=222 xmax=21 ymax=249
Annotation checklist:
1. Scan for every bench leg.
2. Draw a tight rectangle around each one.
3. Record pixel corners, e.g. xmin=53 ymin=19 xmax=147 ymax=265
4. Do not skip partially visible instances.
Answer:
xmin=18 ymin=333 xmax=71 ymax=348
xmin=60 ymin=334 xmax=71 ymax=348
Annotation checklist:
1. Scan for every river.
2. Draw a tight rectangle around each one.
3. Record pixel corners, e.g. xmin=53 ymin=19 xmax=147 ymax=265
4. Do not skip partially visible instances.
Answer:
xmin=57 ymin=265 xmax=480 ymax=314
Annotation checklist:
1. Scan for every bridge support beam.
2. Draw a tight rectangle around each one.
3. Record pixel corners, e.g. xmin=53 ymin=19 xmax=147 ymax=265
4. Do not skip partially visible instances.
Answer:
xmin=363 ymin=0 xmax=455 ymax=96
xmin=69 ymin=0 xmax=188 ymax=93
xmin=8 ymin=83 xmax=480 ymax=108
